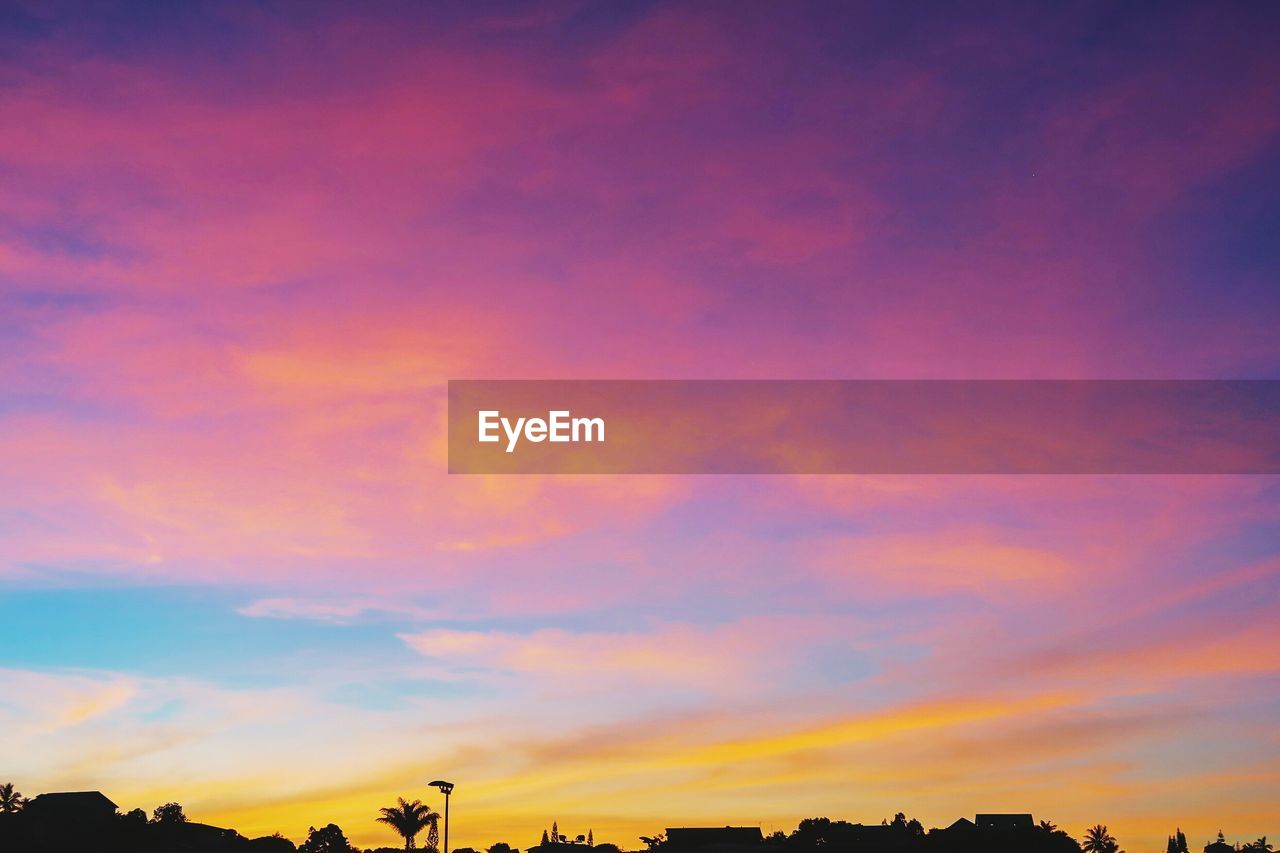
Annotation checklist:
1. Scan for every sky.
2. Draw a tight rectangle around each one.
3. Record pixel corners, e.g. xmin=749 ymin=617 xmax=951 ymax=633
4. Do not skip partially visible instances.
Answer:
xmin=1 ymin=0 xmax=1279 ymax=850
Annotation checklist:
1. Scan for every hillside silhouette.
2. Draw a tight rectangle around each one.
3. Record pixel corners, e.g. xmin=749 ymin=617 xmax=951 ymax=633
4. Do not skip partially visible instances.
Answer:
xmin=0 ymin=783 xmax=1272 ymax=853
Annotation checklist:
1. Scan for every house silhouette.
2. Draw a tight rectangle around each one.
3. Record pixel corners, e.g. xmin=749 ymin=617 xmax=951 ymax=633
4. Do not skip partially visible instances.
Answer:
xmin=23 ymin=791 xmax=118 ymax=824
xmin=975 ymin=815 xmax=1034 ymax=831
xmin=1204 ymin=832 xmax=1234 ymax=853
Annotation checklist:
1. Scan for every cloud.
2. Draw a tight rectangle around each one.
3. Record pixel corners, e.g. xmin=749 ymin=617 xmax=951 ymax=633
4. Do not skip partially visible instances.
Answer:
xmin=0 ymin=669 xmax=138 ymax=735
xmin=397 ymin=617 xmax=848 ymax=694
xmin=236 ymin=597 xmax=439 ymax=624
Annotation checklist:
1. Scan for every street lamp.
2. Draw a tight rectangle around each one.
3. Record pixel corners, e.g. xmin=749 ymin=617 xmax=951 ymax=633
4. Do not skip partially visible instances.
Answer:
xmin=429 ymin=780 xmax=455 ymax=853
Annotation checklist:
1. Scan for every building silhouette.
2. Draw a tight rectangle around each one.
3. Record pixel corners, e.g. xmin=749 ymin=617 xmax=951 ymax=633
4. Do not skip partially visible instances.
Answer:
xmin=666 ymin=827 xmax=764 ymax=853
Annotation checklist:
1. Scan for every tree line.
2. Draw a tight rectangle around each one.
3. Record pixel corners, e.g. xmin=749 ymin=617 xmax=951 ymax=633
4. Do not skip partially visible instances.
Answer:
xmin=0 ymin=782 xmax=1272 ymax=853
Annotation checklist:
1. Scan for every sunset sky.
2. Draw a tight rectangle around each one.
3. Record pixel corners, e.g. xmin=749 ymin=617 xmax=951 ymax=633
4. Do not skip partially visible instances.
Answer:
xmin=2 ymin=1 xmax=1279 ymax=850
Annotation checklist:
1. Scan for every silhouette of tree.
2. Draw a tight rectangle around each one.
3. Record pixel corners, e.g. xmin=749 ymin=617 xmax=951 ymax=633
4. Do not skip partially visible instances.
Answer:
xmin=1167 ymin=829 xmax=1190 ymax=853
xmin=426 ymin=813 xmax=440 ymax=853
xmin=300 ymin=823 xmax=357 ymax=853
xmin=1082 ymin=825 xmax=1120 ymax=853
xmin=258 ymin=833 xmax=300 ymax=853
xmin=588 ymin=829 xmax=594 ymax=847
xmin=0 ymin=783 xmax=24 ymax=813
xmin=489 ymin=842 xmax=519 ymax=853
xmin=1029 ymin=820 xmax=1083 ymax=853
xmin=553 ymin=822 xmax=560 ymax=843
xmin=113 ymin=806 xmax=149 ymax=847
xmin=542 ymin=830 xmax=551 ymax=845
xmin=639 ymin=833 xmax=666 ymax=850
xmin=377 ymin=798 xmax=439 ymax=850
xmin=1247 ymin=838 xmax=1272 ymax=852
xmin=899 ymin=814 xmax=925 ymax=836
xmin=152 ymin=802 xmax=188 ymax=824
xmin=791 ymin=816 xmax=836 ymax=847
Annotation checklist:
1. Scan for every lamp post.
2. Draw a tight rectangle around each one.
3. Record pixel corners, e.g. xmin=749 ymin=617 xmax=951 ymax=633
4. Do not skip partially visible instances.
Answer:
xmin=429 ymin=780 xmax=455 ymax=853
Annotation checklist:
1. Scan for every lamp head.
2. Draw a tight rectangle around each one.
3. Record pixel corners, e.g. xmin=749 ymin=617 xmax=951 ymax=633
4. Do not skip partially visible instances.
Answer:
xmin=429 ymin=780 xmax=455 ymax=795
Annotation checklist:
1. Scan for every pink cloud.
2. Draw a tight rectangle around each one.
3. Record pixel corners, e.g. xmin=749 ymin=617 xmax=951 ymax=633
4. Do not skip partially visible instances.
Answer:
xmin=398 ymin=616 xmax=854 ymax=695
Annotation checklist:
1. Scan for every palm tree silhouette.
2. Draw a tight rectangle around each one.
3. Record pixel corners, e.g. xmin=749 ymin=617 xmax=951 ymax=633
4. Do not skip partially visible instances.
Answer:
xmin=377 ymin=798 xmax=440 ymax=850
xmin=0 ymin=783 xmax=24 ymax=813
xmin=427 ymin=814 xmax=440 ymax=853
xmin=1081 ymin=824 xmax=1120 ymax=853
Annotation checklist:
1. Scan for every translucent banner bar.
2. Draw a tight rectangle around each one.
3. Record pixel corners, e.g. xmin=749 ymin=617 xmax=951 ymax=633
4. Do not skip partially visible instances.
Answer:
xmin=447 ymin=380 xmax=1280 ymax=474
